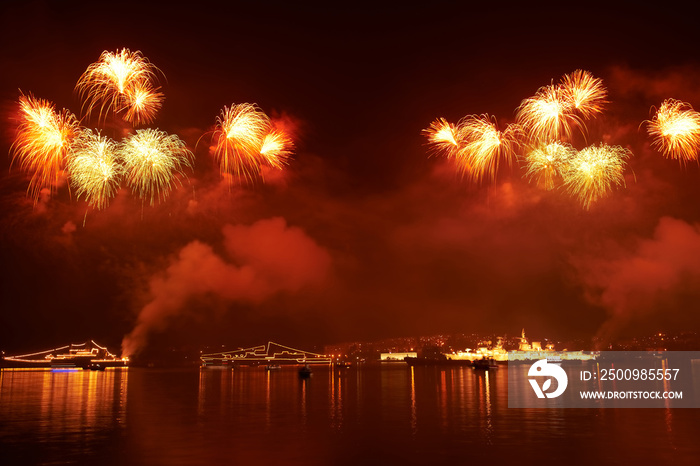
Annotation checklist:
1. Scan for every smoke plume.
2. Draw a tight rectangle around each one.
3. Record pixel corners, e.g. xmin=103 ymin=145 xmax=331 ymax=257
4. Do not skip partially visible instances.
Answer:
xmin=121 ymin=217 xmax=331 ymax=357
xmin=577 ymin=217 xmax=700 ymax=342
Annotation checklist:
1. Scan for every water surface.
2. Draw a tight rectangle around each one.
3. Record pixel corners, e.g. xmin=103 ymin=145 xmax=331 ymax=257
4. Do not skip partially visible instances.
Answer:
xmin=1 ymin=365 xmax=698 ymax=465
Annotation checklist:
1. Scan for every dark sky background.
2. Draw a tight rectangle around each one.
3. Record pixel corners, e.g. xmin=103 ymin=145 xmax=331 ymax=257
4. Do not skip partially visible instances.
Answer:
xmin=2 ymin=1 xmax=700 ymax=355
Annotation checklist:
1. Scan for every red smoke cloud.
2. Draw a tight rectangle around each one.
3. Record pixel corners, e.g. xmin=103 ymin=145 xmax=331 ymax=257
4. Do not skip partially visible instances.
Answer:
xmin=121 ymin=217 xmax=331 ymax=357
xmin=608 ymin=64 xmax=700 ymax=107
xmin=577 ymin=217 xmax=700 ymax=343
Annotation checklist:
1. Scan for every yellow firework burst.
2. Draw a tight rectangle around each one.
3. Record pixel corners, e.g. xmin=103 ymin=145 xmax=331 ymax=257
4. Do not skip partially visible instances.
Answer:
xmin=213 ymin=103 xmax=271 ymax=181
xmin=563 ymin=144 xmax=630 ymax=209
xmin=647 ymin=99 xmax=700 ymax=163
xmin=76 ymin=48 xmax=163 ymax=124
xmin=422 ymin=117 xmax=461 ymax=158
xmin=260 ymin=130 xmax=293 ymax=170
xmin=66 ymin=129 xmax=123 ymax=210
xmin=516 ymin=84 xmax=580 ymax=143
xmin=121 ymin=129 xmax=193 ymax=205
xmin=11 ymin=92 xmax=80 ymax=202
xmin=560 ymin=69 xmax=607 ymax=120
xmin=457 ymin=115 xmax=521 ymax=182
xmin=524 ymin=141 xmax=576 ymax=190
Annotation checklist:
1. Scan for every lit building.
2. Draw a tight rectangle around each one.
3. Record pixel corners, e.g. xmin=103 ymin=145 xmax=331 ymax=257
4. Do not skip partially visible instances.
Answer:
xmin=445 ymin=330 xmax=596 ymax=362
xmin=380 ymin=352 xmax=417 ymax=361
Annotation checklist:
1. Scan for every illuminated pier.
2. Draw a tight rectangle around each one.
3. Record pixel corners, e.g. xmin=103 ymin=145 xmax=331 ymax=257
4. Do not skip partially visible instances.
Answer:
xmin=200 ymin=342 xmax=332 ymax=368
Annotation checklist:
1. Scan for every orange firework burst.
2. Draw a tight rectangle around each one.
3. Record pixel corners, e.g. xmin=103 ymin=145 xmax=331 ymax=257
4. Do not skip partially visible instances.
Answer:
xmin=122 ymin=81 xmax=164 ymax=126
xmin=563 ymin=144 xmax=630 ymax=209
xmin=11 ymin=92 xmax=80 ymax=202
xmin=121 ymin=129 xmax=193 ymax=205
xmin=213 ymin=103 xmax=272 ymax=181
xmin=646 ymin=99 xmax=700 ymax=163
xmin=76 ymin=48 xmax=163 ymax=125
xmin=66 ymin=129 xmax=123 ymax=210
xmin=560 ymin=69 xmax=607 ymax=120
xmin=457 ymin=115 xmax=521 ymax=183
xmin=260 ymin=130 xmax=294 ymax=170
xmin=524 ymin=141 xmax=576 ymax=190
xmin=423 ymin=117 xmax=461 ymax=158
xmin=516 ymin=84 xmax=580 ymax=143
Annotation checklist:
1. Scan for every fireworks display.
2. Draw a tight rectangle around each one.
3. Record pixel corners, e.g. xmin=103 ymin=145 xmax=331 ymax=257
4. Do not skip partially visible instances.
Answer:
xmin=423 ymin=117 xmax=461 ymax=159
xmin=5 ymin=5 xmax=700 ymax=371
xmin=423 ymin=115 xmax=520 ymax=182
xmin=423 ymin=70 xmax=637 ymax=208
xmin=6 ymin=3 xmax=700 ymax=397
xmin=515 ymin=70 xmax=607 ymax=145
xmin=516 ymin=84 xmax=580 ymax=143
xmin=122 ymin=81 xmax=164 ymax=126
xmin=75 ymin=48 xmax=163 ymax=125
xmin=214 ymin=103 xmax=270 ymax=180
xmin=8 ymin=50 xmax=698 ymax=216
xmin=459 ymin=115 xmax=521 ymax=183
xmin=121 ymin=129 xmax=193 ymax=205
xmin=260 ymin=130 xmax=294 ymax=170
xmin=11 ymin=93 xmax=80 ymax=202
xmin=559 ymin=69 xmax=608 ymax=120
xmin=563 ymin=144 xmax=630 ymax=210
xmin=646 ymin=99 xmax=700 ymax=163
xmin=8 ymin=48 xmax=299 ymax=216
xmin=524 ymin=142 xmax=576 ymax=191
xmin=66 ymin=129 xmax=123 ymax=210
xmin=212 ymin=103 xmax=293 ymax=182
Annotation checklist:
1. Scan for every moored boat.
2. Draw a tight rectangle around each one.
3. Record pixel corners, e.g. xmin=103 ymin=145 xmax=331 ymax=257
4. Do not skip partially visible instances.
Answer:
xmin=471 ymin=357 xmax=497 ymax=370
xmin=298 ymin=364 xmax=312 ymax=378
xmin=1 ymin=341 xmax=128 ymax=370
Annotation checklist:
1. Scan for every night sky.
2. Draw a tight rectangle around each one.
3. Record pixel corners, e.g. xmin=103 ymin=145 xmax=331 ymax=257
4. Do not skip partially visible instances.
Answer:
xmin=2 ymin=1 xmax=700 ymax=355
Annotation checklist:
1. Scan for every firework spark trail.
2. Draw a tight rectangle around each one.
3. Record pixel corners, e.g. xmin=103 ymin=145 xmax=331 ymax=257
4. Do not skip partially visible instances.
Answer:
xmin=563 ymin=144 xmax=630 ymax=209
xmin=260 ymin=130 xmax=293 ymax=170
xmin=423 ymin=117 xmax=461 ymax=158
xmin=213 ymin=103 xmax=272 ymax=181
xmin=524 ymin=142 xmax=576 ymax=190
xmin=516 ymin=84 xmax=581 ymax=143
xmin=121 ymin=129 xmax=193 ymax=205
xmin=457 ymin=115 xmax=521 ymax=183
xmin=11 ymin=93 xmax=80 ymax=202
xmin=647 ymin=99 xmax=700 ymax=163
xmin=75 ymin=48 xmax=163 ymax=125
xmin=66 ymin=129 xmax=123 ymax=210
xmin=560 ymin=69 xmax=608 ymax=120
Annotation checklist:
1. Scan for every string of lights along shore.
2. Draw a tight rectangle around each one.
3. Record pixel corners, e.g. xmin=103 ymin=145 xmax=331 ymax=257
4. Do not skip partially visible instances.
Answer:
xmin=8 ymin=51 xmax=700 ymax=213
xmin=423 ymin=70 xmax=700 ymax=209
xmin=9 ymin=48 xmax=294 ymax=211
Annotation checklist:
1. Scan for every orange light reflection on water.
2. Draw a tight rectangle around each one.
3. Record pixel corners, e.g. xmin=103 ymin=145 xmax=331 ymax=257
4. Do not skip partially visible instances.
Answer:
xmin=0 ymin=369 xmax=128 ymax=442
